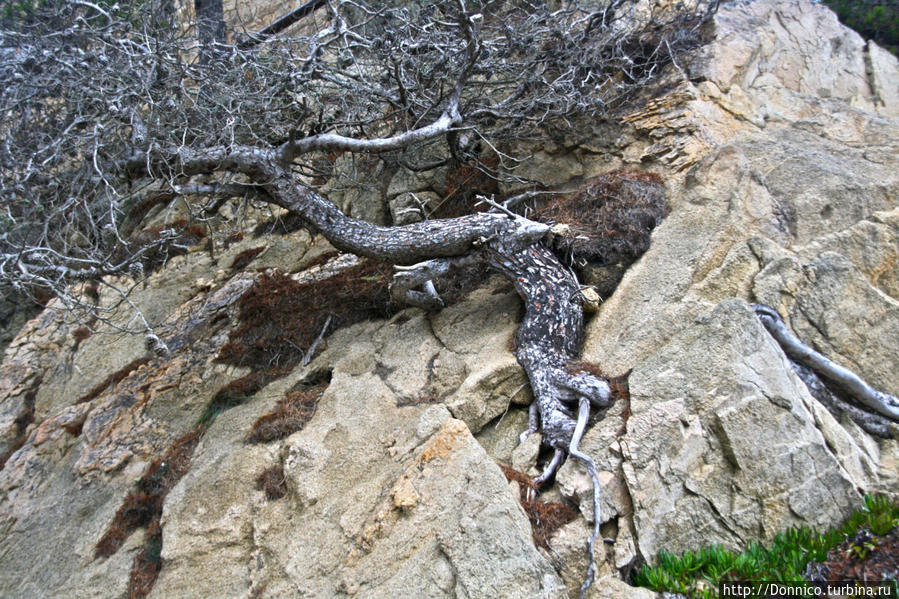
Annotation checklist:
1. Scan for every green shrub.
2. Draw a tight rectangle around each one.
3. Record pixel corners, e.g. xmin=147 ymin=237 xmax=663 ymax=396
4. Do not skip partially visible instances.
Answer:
xmin=822 ymin=0 xmax=899 ymax=55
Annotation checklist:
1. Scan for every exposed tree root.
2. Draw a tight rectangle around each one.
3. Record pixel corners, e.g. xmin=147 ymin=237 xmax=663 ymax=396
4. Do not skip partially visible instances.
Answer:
xmin=792 ymin=362 xmax=894 ymax=438
xmin=570 ymin=397 xmax=602 ymax=599
xmin=131 ymin=143 xmax=615 ymax=596
xmin=753 ymin=304 xmax=899 ymax=428
xmin=390 ymin=240 xmax=609 ymax=596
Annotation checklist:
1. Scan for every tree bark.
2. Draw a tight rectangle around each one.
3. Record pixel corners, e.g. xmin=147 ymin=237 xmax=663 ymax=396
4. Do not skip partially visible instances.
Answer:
xmin=133 ymin=142 xmax=612 ymax=596
xmin=490 ymin=244 xmax=611 ymax=449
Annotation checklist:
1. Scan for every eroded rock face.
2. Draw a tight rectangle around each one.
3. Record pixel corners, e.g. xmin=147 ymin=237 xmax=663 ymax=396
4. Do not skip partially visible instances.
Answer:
xmin=624 ymin=299 xmax=867 ymax=558
xmin=0 ymin=1 xmax=897 ymax=598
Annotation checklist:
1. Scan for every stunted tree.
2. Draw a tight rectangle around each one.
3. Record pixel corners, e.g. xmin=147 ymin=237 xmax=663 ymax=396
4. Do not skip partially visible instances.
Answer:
xmin=1 ymin=2 xmax=714 ymax=590
xmin=8 ymin=0 xmax=896 ymax=595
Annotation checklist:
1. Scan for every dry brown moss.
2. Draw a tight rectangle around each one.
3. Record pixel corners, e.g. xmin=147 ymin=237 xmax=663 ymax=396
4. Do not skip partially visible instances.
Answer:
xmin=127 ymin=520 xmax=162 ymax=599
xmin=536 ymin=170 xmax=667 ymax=266
xmin=72 ymin=326 xmax=92 ymax=351
xmin=430 ymin=155 xmax=499 ymax=219
xmin=200 ymin=368 xmax=295 ymax=427
xmin=229 ymin=246 xmax=265 ymax=271
xmin=75 ymin=357 xmax=151 ymax=405
xmin=500 ymin=465 xmax=580 ymax=551
xmin=217 ymin=260 xmax=394 ymax=371
xmin=255 ymin=465 xmax=288 ymax=501
xmin=247 ymin=381 xmax=328 ymax=444
xmin=95 ymin=430 xmax=201 ymax=559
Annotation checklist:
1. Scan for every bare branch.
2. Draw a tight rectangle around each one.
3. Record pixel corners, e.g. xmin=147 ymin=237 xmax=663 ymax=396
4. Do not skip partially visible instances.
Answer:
xmin=240 ymin=0 xmax=328 ymax=48
xmin=753 ymin=304 xmax=899 ymax=421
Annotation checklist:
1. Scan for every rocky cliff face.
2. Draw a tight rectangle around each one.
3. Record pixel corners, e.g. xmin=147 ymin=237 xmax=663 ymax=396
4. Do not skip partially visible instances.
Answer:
xmin=0 ymin=1 xmax=897 ymax=598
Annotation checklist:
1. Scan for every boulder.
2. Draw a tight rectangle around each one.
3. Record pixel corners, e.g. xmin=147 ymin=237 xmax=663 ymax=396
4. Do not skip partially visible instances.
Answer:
xmin=621 ymin=299 xmax=865 ymax=559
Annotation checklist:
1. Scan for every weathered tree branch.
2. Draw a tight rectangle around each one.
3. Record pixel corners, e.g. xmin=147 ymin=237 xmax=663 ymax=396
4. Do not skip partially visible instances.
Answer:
xmin=791 ymin=362 xmax=894 ymax=438
xmin=239 ymin=0 xmax=328 ymax=48
xmin=753 ymin=304 xmax=899 ymax=422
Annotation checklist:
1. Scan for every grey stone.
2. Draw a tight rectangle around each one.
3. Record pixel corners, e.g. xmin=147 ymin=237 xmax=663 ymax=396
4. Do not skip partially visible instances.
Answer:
xmin=621 ymin=299 xmax=864 ymax=559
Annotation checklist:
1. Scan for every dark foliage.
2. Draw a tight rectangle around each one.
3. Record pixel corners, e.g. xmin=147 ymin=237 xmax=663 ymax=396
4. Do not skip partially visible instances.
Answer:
xmin=823 ymin=0 xmax=898 ymax=55
xmin=536 ymin=170 xmax=667 ymax=267
xmin=255 ymin=465 xmax=288 ymax=501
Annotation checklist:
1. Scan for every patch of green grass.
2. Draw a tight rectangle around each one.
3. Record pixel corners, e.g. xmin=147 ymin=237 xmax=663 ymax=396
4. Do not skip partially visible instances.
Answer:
xmin=633 ymin=494 xmax=899 ymax=598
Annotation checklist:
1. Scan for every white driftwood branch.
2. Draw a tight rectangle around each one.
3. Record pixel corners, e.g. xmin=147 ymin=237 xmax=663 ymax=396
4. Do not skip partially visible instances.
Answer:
xmin=753 ymin=304 xmax=899 ymax=421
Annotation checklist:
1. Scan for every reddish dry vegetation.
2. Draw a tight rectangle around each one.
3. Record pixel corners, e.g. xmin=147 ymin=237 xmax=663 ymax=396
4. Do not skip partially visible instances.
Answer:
xmin=127 ymin=519 xmax=163 ymax=599
xmin=128 ymin=219 xmax=207 ymax=272
xmin=75 ymin=357 xmax=151 ymax=405
xmin=72 ymin=326 xmax=92 ymax=351
xmin=431 ymin=156 xmax=500 ymax=219
xmin=247 ymin=381 xmax=328 ymax=444
xmin=95 ymin=430 xmax=201 ymax=559
xmin=202 ymin=367 xmax=295 ymax=427
xmin=229 ymin=246 xmax=266 ymax=271
xmin=207 ymin=259 xmax=390 ymax=423
xmin=217 ymin=260 xmax=394 ymax=371
xmin=820 ymin=527 xmax=899 ymax=582
xmin=224 ymin=230 xmax=244 ymax=248
xmin=255 ymin=464 xmax=288 ymax=501
xmin=536 ymin=170 xmax=667 ymax=266
xmin=500 ymin=465 xmax=581 ymax=551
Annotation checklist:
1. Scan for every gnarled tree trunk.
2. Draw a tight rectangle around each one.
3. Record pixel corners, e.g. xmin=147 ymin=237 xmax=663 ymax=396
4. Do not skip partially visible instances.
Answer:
xmin=136 ymin=143 xmax=611 ymax=595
